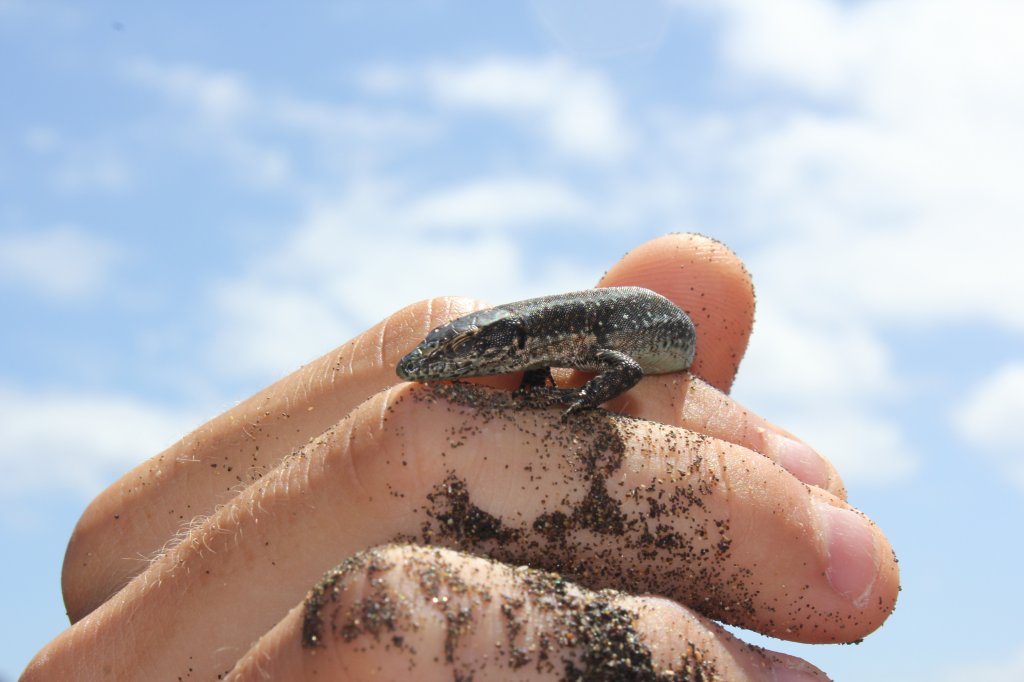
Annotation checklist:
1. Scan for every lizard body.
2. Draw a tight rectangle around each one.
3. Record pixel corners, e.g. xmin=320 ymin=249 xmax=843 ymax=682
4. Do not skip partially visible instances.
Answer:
xmin=396 ymin=286 xmax=696 ymax=415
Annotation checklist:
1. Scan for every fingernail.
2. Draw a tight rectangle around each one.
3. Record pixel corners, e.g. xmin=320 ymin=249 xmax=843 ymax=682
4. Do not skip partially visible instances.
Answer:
xmin=812 ymin=500 xmax=879 ymax=608
xmin=772 ymin=661 xmax=827 ymax=681
xmin=762 ymin=430 xmax=830 ymax=488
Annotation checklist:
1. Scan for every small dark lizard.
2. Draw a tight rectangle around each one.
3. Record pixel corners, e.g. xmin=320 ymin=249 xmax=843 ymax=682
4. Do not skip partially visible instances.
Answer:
xmin=396 ymin=286 xmax=696 ymax=415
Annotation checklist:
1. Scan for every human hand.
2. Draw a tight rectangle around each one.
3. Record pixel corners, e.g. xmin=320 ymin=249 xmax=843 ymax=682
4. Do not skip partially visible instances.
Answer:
xmin=24 ymin=234 xmax=898 ymax=680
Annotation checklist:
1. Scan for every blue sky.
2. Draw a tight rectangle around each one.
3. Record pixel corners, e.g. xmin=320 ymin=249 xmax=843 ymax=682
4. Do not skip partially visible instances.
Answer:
xmin=2 ymin=0 xmax=1023 ymax=679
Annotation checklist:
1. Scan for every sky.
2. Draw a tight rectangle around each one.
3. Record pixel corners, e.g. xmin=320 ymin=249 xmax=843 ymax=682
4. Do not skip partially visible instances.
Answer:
xmin=2 ymin=0 xmax=1023 ymax=679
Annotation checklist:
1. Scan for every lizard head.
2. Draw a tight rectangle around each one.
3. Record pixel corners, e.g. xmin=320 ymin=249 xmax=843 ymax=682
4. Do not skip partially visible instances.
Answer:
xmin=396 ymin=307 xmax=526 ymax=381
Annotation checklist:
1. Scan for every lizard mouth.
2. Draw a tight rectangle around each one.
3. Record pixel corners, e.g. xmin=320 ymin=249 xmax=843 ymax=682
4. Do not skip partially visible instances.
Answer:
xmin=397 ymin=349 xmax=480 ymax=382
xmin=395 ymin=349 xmax=422 ymax=380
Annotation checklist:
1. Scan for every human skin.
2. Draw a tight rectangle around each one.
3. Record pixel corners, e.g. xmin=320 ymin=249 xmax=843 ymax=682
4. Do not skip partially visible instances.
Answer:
xmin=23 ymin=234 xmax=898 ymax=680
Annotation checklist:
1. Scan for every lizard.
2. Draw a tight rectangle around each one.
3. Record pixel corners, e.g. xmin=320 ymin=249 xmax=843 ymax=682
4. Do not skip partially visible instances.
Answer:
xmin=396 ymin=286 xmax=696 ymax=415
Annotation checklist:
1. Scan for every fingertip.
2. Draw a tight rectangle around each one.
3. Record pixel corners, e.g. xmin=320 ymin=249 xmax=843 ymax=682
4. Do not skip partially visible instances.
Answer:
xmin=806 ymin=493 xmax=900 ymax=640
xmin=598 ymin=233 xmax=756 ymax=393
xmin=623 ymin=594 xmax=831 ymax=681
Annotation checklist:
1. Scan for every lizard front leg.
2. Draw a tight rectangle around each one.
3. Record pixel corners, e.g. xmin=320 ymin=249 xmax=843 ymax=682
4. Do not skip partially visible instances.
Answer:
xmin=564 ymin=348 xmax=643 ymax=416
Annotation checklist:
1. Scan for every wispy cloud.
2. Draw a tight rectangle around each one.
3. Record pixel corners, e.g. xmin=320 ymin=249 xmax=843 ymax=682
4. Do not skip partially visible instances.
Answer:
xmin=0 ymin=0 xmax=81 ymax=26
xmin=53 ymin=153 xmax=133 ymax=193
xmin=425 ymin=57 xmax=633 ymax=161
xmin=0 ymin=386 xmax=202 ymax=502
xmin=360 ymin=56 xmax=634 ymax=162
xmin=23 ymin=126 xmax=60 ymax=153
xmin=125 ymin=60 xmax=252 ymax=122
xmin=0 ymin=226 xmax=121 ymax=301
xmin=207 ymin=187 xmax=595 ymax=380
xmin=122 ymin=60 xmax=435 ymax=190
xmin=20 ymin=124 xmax=134 ymax=193
xmin=529 ymin=0 xmax=675 ymax=57
xmin=954 ymin=362 xmax=1024 ymax=491
xmin=402 ymin=176 xmax=590 ymax=230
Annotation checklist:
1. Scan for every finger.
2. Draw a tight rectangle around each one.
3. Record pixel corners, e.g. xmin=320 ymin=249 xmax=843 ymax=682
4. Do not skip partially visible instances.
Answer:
xmin=29 ymin=384 xmax=896 ymax=680
xmin=597 ymin=233 xmax=756 ymax=393
xmin=612 ymin=375 xmax=845 ymax=497
xmin=383 ymin=385 xmax=894 ymax=640
xmin=61 ymin=295 xmax=492 ymax=621
xmin=225 ymin=545 xmax=829 ymax=682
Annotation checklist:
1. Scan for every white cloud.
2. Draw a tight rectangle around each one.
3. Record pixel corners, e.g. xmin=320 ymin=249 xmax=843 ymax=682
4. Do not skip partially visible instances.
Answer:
xmin=0 ymin=386 xmax=202 ymax=500
xmin=685 ymin=0 xmax=858 ymax=96
xmin=681 ymin=0 xmax=1024 ymax=115
xmin=746 ymin=224 xmax=1024 ymax=333
xmin=666 ymin=0 xmax=1024 ymax=331
xmin=403 ymin=177 xmax=589 ymax=230
xmin=424 ymin=57 xmax=633 ymax=161
xmin=357 ymin=56 xmax=634 ymax=162
xmin=953 ymin=362 xmax=1024 ymax=490
xmin=0 ymin=226 xmax=120 ymax=300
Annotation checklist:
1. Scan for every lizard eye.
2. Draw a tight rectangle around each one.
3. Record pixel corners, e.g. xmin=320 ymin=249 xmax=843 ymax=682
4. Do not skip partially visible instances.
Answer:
xmin=447 ymin=330 xmax=477 ymax=351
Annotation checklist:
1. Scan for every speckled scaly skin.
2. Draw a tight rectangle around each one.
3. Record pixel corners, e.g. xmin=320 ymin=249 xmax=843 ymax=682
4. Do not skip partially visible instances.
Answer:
xmin=396 ymin=286 xmax=696 ymax=415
